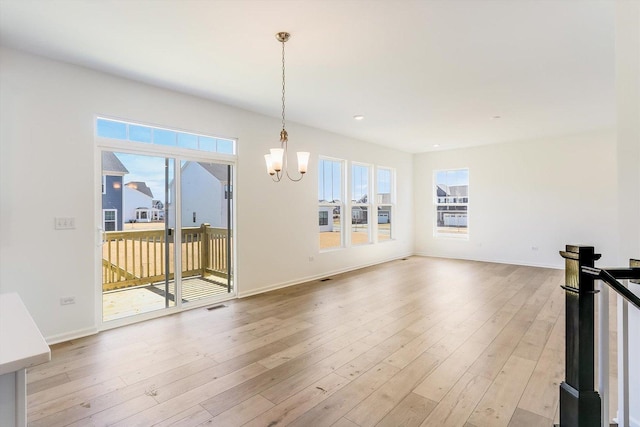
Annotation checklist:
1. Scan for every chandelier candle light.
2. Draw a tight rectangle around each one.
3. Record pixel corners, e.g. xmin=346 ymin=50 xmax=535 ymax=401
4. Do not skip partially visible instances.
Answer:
xmin=264 ymin=32 xmax=310 ymax=182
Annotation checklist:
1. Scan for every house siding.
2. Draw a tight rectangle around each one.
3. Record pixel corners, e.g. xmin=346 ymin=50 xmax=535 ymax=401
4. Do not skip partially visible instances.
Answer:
xmin=102 ymin=176 xmax=124 ymax=231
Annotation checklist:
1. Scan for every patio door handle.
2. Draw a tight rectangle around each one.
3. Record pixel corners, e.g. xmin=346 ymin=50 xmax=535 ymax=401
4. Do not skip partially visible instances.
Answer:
xmin=97 ymin=227 xmax=105 ymax=247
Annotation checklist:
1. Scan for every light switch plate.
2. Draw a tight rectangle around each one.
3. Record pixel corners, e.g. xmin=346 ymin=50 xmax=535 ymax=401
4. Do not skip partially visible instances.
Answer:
xmin=55 ymin=217 xmax=76 ymax=230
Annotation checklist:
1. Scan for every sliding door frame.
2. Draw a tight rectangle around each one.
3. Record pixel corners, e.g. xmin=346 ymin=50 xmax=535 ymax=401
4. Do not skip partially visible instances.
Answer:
xmin=95 ymin=137 xmax=237 ymax=331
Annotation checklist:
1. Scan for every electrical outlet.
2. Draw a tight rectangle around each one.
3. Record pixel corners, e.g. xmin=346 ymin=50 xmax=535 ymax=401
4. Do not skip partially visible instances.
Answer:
xmin=55 ymin=217 xmax=76 ymax=230
xmin=60 ymin=296 xmax=76 ymax=305
xmin=531 ymin=246 xmax=539 ymax=251
xmin=309 ymin=256 xmax=314 ymax=262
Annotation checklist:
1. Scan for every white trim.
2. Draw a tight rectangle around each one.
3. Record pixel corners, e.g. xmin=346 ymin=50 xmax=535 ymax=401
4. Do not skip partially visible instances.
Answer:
xmin=375 ymin=166 xmax=395 ymax=242
xmin=96 ymin=115 xmax=237 ymax=155
xmin=94 ymin=146 xmax=103 ymax=330
xmin=95 ymin=116 xmax=237 ymax=331
xmin=618 ymin=294 xmax=630 ymax=427
xmin=433 ymin=167 xmax=470 ymax=240
xmin=598 ymin=281 xmax=610 ymax=426
xmin=102 ymin=208 xmax=117 ymax=231
xmin=412 ymin=252 xmax=564 ymax=270
xmin=237 ymin=253 xmax=413 ymax=298
xmin=350 ymin=162 xmax=372 ymax=245
xmin=318 ymin=156 xmax=346 ymax=252
xmin=45 ymin=327 xmax=99 ymax=345
xmin=174 ymin=158 xmax=182 ymax=305
xmin=96 ymin=137 xmax=236 ymax=164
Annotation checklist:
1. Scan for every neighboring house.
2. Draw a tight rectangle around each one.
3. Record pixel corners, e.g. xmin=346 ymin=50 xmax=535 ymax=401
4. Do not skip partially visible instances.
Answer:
xmin=377 ymin=193 xmax=391 ymax=224
xmin=101 ymin=152 xmax=128 ymax=231
xmin=351 ymin=194 xmax=368 ymax=224
xmin=319 ymin=207 xmax=333 ymax=232
xmin=124 ymin=181 xmax=155 ymax=223
xmin=351 ymin=206 xmax=368 ymax=224
xmin=436 ymin=184 xmax=469 ymax=228
xmin=377 ymin=208 xmax=390 ymax=224
xmin=168 ymin=162 xmax=231 ymax=228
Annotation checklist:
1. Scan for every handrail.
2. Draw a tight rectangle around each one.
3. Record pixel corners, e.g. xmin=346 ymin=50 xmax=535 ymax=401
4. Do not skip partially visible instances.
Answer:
xmin=102 ymin=224 xmax=229 ymax=291
xmin=558 ymin=246 xmax=638 ymax=427
xmin=582 ymin=266 xmax=640 ymax=310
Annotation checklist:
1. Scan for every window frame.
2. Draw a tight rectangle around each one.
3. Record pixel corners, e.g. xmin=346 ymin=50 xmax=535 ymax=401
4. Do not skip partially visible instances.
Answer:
xmin=96 ymin=116 xmax=236 ymax=156
xmin=102 ymin=209 xmax=117 ymax=231
xmin=350 ymin=162 xmax=372 ymax=246
xmin=433 ymin=168 xmax=469 ymax=239
xmin=318 ymin=156 xmax=345 ymax=251
xmin=375 ymin=166 xmax=395 ymax=242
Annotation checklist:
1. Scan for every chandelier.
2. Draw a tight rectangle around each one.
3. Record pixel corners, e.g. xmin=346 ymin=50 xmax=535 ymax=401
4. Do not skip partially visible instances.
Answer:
xmin=264 ymin=32 xmax=310 ymax=182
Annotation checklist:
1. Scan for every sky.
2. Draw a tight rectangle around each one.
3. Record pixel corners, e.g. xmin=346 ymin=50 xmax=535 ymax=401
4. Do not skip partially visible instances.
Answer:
xmin=114 ymin=153 xmax=171 ymax=204
xmin=100 ymin=119 xmax=395 ymax=205
xmin=99 ymin=118 xmax=235 ymax=204
xmin=436 ymin=169 xmax=469 ymax=187
xmin=318 ymin=160 xmax=391 ymax=203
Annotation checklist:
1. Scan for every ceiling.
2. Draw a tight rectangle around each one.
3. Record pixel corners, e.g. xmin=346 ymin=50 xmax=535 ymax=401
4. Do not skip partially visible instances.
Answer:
xmin=0 ymin=0 xmax=616 ymax=153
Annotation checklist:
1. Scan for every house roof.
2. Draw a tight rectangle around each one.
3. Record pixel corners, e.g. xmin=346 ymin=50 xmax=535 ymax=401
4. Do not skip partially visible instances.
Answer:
xmin=196 ymin=162 xmax=230 ymax=182
xmin=125 ymin=181 xmax=154 ymax=198
xmin=102 ymin=152 xmax=128 ymax=175
xmin=437 ymin=184 xmax=468 ymax=197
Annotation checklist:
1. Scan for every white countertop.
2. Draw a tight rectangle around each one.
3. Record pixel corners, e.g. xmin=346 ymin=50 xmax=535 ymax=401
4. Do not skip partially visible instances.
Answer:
xmin=0 ymin=293 xmax=51 ymax=375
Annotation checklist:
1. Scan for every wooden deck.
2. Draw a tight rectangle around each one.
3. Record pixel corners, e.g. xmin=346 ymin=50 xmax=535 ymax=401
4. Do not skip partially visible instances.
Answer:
xmin=103 ymin=277 xmax=231 ymax=322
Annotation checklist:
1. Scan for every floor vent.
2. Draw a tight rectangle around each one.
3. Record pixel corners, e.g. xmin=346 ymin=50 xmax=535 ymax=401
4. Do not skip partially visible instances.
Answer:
xmin=320 ymin=278 xmax=332 ymax=282
xmin=206 ymin=304 xmax=227 ymax=311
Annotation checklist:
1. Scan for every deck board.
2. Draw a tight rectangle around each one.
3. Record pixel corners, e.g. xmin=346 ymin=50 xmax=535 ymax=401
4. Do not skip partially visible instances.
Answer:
xmin=103 ymin=277 xmax=231 ymax=322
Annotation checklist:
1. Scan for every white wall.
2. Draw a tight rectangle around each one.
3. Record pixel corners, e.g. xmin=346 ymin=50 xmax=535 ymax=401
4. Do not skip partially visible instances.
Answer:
xmin=413 ymin=130 xmax=619 ymax=268
xmin=0 ymin=48 xmax=413 ymax=342
xmin=616 ymin=1 xmax=640 ymax=424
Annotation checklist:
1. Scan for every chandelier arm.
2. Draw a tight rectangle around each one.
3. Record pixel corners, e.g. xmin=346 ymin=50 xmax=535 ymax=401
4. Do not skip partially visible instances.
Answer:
xmin=284 ymin=169 xmax=305 ymax=182
xmin=284 ymin=140 xmax=304 ymax=182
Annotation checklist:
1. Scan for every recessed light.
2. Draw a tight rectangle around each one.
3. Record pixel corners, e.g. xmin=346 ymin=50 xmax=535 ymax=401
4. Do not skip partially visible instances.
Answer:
xmin=433 ymin=144 xmax=440 ymax=148
xmin=353 ymin=115 xmax=364 ymax=121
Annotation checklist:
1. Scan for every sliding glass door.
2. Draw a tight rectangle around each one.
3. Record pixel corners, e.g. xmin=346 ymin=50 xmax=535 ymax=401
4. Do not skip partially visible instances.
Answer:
xmin=100 ymin=151 xmax=233 ymax=323
xmin=177 ymin=160 xmax=233 ymax=304
xmin=101 ymin=152 xmax=175 ymax=321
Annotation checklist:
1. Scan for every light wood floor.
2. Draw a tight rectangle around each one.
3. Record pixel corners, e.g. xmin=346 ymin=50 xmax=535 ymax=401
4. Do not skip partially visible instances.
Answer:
xmin=28 ymin=256 xmax=570 ymax=426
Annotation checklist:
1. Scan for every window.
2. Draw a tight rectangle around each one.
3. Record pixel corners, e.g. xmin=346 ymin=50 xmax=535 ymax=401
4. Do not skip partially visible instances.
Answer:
xmin=351 ymin=163 xmax=371 ymax=245
xmin=96 ymin=117 xmax=236 ymax=155
xmin=103 ymin=209 xmax=117 ymax=231
xmin=434 ymin=169 xmax=469 ymax=237
xmin=319 ymin=211 xmax=328 ymax=226
xmin=318 ymin=158 xmax=344 ymax=250
xmin=376 ymin=167 xmax=394 ymax=241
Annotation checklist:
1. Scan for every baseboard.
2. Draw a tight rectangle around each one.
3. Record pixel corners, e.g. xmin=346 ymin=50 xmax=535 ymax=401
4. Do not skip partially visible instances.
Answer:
xmin=412 ymin=252 xmax=563 ymax=270
xmin=45 ymin=253 xmax=552 ymax=343
xmin=45 ymin=326 xmax=99 ymax=345
xmin=237 ymin=252 xmax=413 ymax=298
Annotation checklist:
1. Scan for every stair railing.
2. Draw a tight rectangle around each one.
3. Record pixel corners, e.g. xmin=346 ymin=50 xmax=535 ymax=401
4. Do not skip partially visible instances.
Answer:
xmin=559 ymin=245 xmax=640 ymax=427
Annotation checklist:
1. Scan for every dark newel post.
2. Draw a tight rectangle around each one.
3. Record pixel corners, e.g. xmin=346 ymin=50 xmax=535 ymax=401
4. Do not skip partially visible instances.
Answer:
xmin=558 ymin=245 xmax=602 ymax=427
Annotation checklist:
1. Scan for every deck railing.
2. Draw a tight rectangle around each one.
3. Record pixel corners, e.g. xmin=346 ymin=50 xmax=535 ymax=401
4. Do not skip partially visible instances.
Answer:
xmin=102 ymin=223 xmax=229 ymax=291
